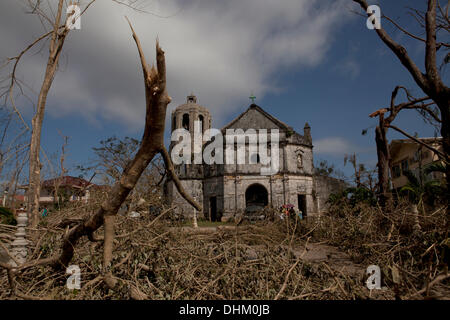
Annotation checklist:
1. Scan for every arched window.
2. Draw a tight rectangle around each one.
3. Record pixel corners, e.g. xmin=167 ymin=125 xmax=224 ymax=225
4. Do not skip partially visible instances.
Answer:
xmin=182 ymin=113 xmax=189 ymax=130
xmin=198 ymin=115 xmax=204 ymax=133
xmin=172 ymin=115 xmax=176 ymax=131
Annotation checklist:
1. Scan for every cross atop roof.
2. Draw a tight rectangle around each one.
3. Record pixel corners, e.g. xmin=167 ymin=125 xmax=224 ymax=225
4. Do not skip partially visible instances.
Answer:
xmin=249 ymin=93 xmax=256 ymax=103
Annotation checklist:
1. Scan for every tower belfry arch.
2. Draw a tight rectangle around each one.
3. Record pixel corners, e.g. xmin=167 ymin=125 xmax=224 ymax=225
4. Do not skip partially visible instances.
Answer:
xmin=171 ymin=93 xmax=211 ymax=135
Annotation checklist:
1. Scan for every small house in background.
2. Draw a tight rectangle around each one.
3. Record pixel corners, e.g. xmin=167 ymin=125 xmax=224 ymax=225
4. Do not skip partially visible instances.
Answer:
xmin=19 ymin=175 xmax=98 ymax=207
xmin=389 ymin=137 xmax=444 ymax=191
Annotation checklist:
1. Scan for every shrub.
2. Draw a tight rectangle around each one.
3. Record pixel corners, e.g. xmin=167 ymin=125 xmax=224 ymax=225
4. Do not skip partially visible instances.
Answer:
xmin=308 ymin=200 xmax=449 ymax=298
xmin=327 ymin=187 xmax=377 ymax=208
xmin=0 ymin=207 xmax=17 ymax=225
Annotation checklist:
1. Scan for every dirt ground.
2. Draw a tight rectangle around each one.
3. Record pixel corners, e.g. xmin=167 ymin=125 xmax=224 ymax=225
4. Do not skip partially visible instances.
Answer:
xmin=173 ymin=225 xmax=395 ymax=299
xmin=178 ymin=225 xmax=363 ymax=274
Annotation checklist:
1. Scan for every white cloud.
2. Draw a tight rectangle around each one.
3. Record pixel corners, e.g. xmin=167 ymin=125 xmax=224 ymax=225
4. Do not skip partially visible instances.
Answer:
xmin=0 ymin=0 xmax=354 ymax=130
xmin=333 ymin=59 xmax=361 ymax=79
xmin=315 ymin=137 xmax=368 ymax=156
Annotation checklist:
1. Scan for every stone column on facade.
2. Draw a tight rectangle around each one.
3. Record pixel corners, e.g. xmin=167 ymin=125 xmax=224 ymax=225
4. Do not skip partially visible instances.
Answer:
xmin=198 ymin=112 xmax=205 ymax=133
xmin=269 ymin=175 xmax=274 ymax=207
xmin=234 ymin=175 xmax=239 ymax=216
xmin=176 ymin=112 xmax=182 ymax=130
xmin=282 ymin=174 xmax=290 ymax=205
xmin=192 ymin=111 xmax=201 ymax=162
xmin=282 ymin=143 xmax=288 ymax=172
xmin=205 ymin=114 xmax=211 ymax=132
xmin=188 ymin=110 xmax=194 ymax=133
xmin=188 ymin=110 xmax=195 ymax=161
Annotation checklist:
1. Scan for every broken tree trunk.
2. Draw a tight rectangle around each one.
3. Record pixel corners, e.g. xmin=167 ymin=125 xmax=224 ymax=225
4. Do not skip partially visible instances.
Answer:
xmin=369 ymin=86 xmax=438 ymax=210
xmin=374 ymin=114 xmax=393 ymax=209
xmin=50 ymin=20 xmax=202 ymax=274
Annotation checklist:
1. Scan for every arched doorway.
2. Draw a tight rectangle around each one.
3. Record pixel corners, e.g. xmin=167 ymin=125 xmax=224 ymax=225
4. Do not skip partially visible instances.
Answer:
xmin=245 ymin=184 xmax=268 ymax=208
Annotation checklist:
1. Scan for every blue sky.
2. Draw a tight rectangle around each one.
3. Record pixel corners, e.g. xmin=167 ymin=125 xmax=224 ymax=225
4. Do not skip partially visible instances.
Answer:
xmin=1 ymin=0 xmax=448 ymax=182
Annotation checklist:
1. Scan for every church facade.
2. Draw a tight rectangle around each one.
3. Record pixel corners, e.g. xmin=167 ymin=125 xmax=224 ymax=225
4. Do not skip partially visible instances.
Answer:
xmin=165 ymin=94 xmax=338 ymax=221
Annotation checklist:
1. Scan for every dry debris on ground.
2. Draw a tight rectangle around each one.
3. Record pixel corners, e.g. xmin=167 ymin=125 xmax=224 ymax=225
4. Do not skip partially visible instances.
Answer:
xmin=0 ymin=198 xmax=448 ymax=300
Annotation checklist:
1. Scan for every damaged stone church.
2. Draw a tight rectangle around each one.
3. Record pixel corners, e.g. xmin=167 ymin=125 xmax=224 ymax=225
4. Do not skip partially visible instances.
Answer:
xmin=165 ymin=94 xmax=344 ymax=221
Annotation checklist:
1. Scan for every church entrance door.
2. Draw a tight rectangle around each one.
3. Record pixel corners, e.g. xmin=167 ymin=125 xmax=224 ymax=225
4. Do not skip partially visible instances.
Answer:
xmin=245 ymin=184 xmax=268 ymax=209
xmin=209 ymin=197 xmax=217 ymax=221
xmin=298 ymin=194 xmax=307 ymax=216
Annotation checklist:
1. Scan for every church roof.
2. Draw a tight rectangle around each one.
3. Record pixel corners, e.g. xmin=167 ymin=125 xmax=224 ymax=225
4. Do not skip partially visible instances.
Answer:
xmin=220 ymin=104 xmax=312 ymax=147
xmin=222 ymin=104 xmax=293 ymax=131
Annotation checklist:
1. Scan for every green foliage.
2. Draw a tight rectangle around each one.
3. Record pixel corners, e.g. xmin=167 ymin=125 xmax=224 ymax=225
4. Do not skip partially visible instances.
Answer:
xmin=327 ymin=187 xmax=377 ymax=208
xmin=400 ymin=167 xmax=447 ymax=206
xmin=314 ymin=159 xmax=347 ymax=180
xmin=424 ymin=162 xmax=447 ymax=176
xmin=52 ymin=187 xmax=71 ymax=210
xmin=314 ymin=160 xmax=336 ymax=176
xmin=0 ymin=206 xmax=17 ymax=225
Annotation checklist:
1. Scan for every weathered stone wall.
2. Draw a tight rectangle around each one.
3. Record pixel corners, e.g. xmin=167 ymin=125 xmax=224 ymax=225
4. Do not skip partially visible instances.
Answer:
xmin=167 ymin=179 xmax=203 ymax=218
xmin=167 ymin=101 xmax=323 ymax=220
xmin=313 ymin=175 xmax=347 ymax=213
xmin=285 ymin=175 xmax=316 ymax=215
xmin=203 ymin=176 xmax=224 ymax=220
xmin=168 ymin=142 xmax=318 ymax=220
xmin=284 ymin=144 xmax=313 ymax=175
xmin=221 ymin=175 xmax=272 ymax=221
xmin=218 ymin=174 xmax=317 ymax=221
xmin=223 ymin=147 xmax=281 ymax=176
xmin=221 ymin=144 xmax=313 ymax=176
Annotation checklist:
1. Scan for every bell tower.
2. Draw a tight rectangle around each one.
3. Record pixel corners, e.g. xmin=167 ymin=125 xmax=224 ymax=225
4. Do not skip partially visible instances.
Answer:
xmin=166 ymin=94 xmax=210 ymax=219
xmin=169 ymin=93 xmax=212 ymax=176
xmin=171 ymin=93 xmax=211 ymax=135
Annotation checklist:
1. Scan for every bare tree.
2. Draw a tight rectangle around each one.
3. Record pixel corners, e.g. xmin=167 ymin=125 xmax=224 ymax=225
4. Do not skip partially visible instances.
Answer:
xmin=1 ymin=0 xmax=157 ymax=227
xmin=58 ymin=21 xmax=201 ymax=288
xmin=0 ymin=20 xmax=201 ymax=294
xmin=89 ymin=136 xmax=145 ymax=183
xmin=79 ymin=135 xmax=166 ymax=211
xmin=0 ymin=0 xmax=99 ymax=227
xmin=344 ymin=153 xmax=363 ymax=188
xmin=354 ymin=0 xmax=450 ymax=191
xmin=368 ymin=86 xmax=443 ymax=207
xmin=0 ymin=108 xmax=29 ymax=181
